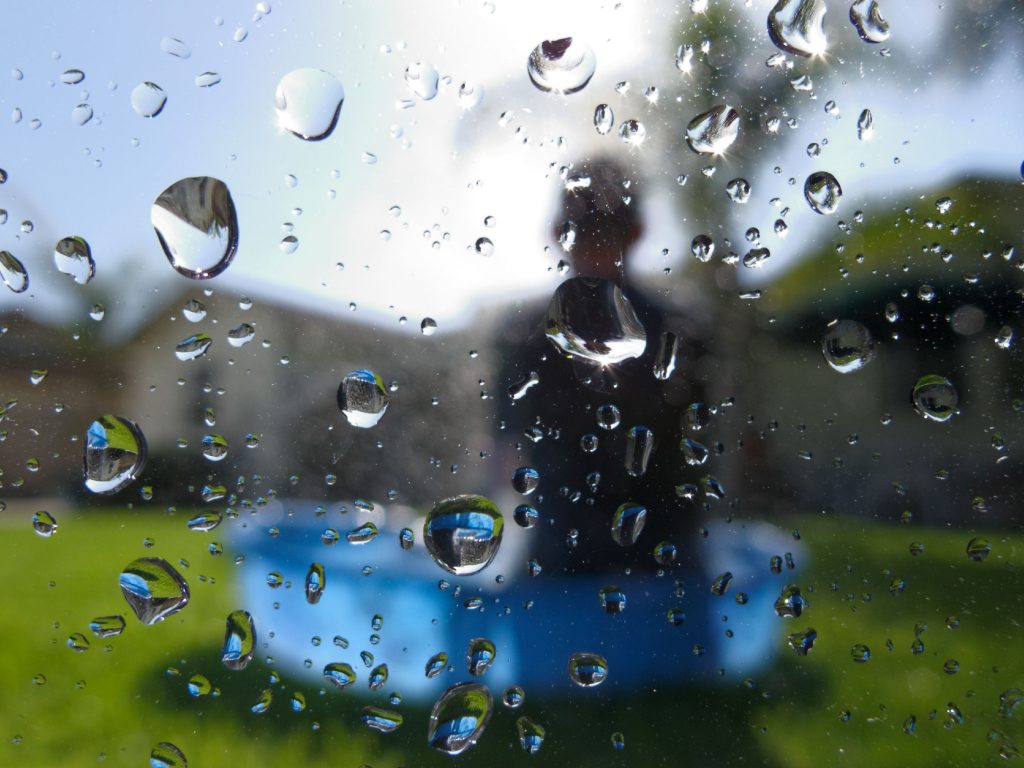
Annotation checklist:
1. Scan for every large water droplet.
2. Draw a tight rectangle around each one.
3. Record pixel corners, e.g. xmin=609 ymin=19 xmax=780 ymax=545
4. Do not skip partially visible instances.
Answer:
xmin=150 ymin=742 xmax=187 ymax=768
xmin=850 ymin=0 xmax=890 ymax=43
xmin=822 ymin=319 xmax=876 ymax=373
xmin=517 ymin=716 xmax=545 ymax=754
xmin=337 ymin=369 xmax=389 ymax=428
xmin=404 ymin=61 xmax=439 ymax=100
xmin=222 ymin=610 xmax=256 ymax=670
xmin=152 ymin=176 xmax=238 ymax=279
xmin=686 ymin=105 xmax=740 ymax=154
xmin=323 ymin=662 xmax=356 ymax=689
xmin=527 ymin=38 xmax=596 ymax=95
xmin=131 ymin=81 xmax=167 ymax=117
xmin=119 ymin=557 xmax=190 ymax=624
xmin=274 ymin=68 xmax=344 ymax=141
xmin=768 ymin=0 xmax=828 ymax=57
xmin=54 ymin=237 xmax=95 ymax=285
xmin=611 ymin=502 xmax=646 ymax=546
xmin=0 ymin=250 xmax=29 ymax=293
xmin=568 ymin=652 xmax=609 ymax=687
xmin=423 ymin=495 xmax=504 ymax=576
xmin=545 ymin=277 xmax=646 ymax=365
xmin=625 ymin=426 xmax=654 ymax=477
xmin=911 ymin=375 xmax=958 ymax=422
xmin=84 ymin=415 xmax=147 ymax=494
xmin=305 ymin=562 xmax=326 ymax=604
xmin=804 ymin=171 xmax=842 ymax=214
xmin=427 ymin=682 xmax=494 ymax=756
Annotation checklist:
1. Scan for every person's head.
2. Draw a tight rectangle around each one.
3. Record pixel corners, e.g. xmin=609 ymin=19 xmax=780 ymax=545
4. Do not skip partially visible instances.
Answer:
xmin=556 ymin=157 xmax=643 ymax=282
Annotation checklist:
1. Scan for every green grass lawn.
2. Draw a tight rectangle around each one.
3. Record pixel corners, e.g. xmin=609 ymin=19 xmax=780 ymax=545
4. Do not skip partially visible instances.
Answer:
xmin=0 ymin=507 xmax=1020 ymax=767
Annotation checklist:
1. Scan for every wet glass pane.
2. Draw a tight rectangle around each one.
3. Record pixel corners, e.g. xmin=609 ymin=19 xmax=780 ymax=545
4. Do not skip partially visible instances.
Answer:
xmin=1 ymin=1 xmax=1022 ymax=765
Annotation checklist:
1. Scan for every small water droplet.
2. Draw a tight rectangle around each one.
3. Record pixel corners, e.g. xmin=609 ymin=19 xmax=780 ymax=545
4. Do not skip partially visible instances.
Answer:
xmin=686 ymin=105 xmax=740 ymax=154
xmin=176 ymin=334 xmax=212 ymax=361
xmin=404 ymin=61 xmax=439 ymax=100
xmin=0 ymin=251 xmax=29 ymax=293
xmin=119 ymin=557 xmax=189 ymax=624
xmin=222 ymin=610 xmax=256 ymax=670
xmin=568 ymin=652 xmax=608 ymax=687
xmin=337 ymin=369 xmax=390 ymax=428
xmin=424 ymin=495 xmax=504 ymax=576
xmin=804 ymin=171 xmax=842 ymax=214
xmin=594 ymin=104 xmax=614 ymax=135
xmin=131 ymin=81 xmax=167 ymax=117
xmin=911 ymin=375 xmax=957 ymax=422
xmin=822 ymin=319 xmax=876 ymax=373
xmin=149 ymin=742 xmax=188 ymax=768
xmin=517 ymin=716 xmax=545 ymax=754
xmin=32 ymin=510 xmax=58 ymax=537
xmin=323 ymin=662 xmax=356 ymax=689
xmin=305 ymin=562 xmax=325 ymax=604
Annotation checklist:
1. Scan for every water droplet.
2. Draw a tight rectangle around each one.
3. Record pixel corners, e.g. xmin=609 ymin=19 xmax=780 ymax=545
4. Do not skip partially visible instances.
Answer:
xmin=347 ymin=521 xmax=379 ymax=544
xmin=362 ymin=706 xmax=403 ymax=733
xmin=152 ymin=176 xmax=238 ymax=279
xmin=467 ymin=637 xmax=496 ymax=676
xmin=686 ymin=105 xmax=740 ymax=154
xmin=966 ymin=537 xmax=991 ymax=562
xmin=611 ymin=502 xmax=646 ymax=547
xmin=305 ymin=562 xmax=325 ymax=604
xmin=822 ymin=319 xmax=876 ymax=372
xmin=131 ymin=81 xmax=167 ymax=117
xmin=71 ymin=103 xmax=93 ymax=126
xmin=149 ymin=742 xmax=188 ymax=768
xmin=160 ymin=36 xmax=191 ymax=59
xmin=404 ymin=61 xmax=439 ymax=100
xmin=851 ymin=643 xmax=871 ymax=663
xmin=61 ymin=68 xmax=84 ymax=85
xmin=227 ymin=322 xmax=255 ymax=347
xmin=474 ymin=237 xmax=494 ymax=256
xmin=251 ymin=689 xmax=272 ymax=714
xmin=857 ymin=108 xmax=874 ymax=140
xmin=517 ymin=716 xmax=545 ymax=754
xmin=726 ymin=177 xmax=751 ymax=203
xmin=625 ymin=426 xmax=654 ymax=477
xmin=84 ymin=415 xmax=147 ymax=494
xmin=187 ymin=511 xmax=222 ymax=532
xmin=545 ymin=277 xmax=646 ymax=365
xmin=710 ymin=571 xmax=734 ymax=596
xmin=81 ymin=618 xmax=123 ymax=645
xmin=337 ymin=369 xmax=390 ymax=428
xmin=850 ymin=0 xmax=890 ymax=43
xmin=599 ymin=585 xmax=626 ymax=614
xmin=427 ymin=682 xmax=493 ymax=755
xmin=774 ymin=584 xmax=808 ymax=618
xmin=513 ymin=505 xmax=539 ymax=529
xmin=53 ymin=237 xmax=95 ymax=284
xmin=457 ymin=81 xmax=484 ymax=109
xmin=511 ymin=466 xmax=540 ymax=495
xmin=32 ymin=510 xmax=58 ymax=537
xmin=274 ymin=68 xmax=344 ymax=140
xmin=787 ymin=628 xmax=817 ymax=655
xmin=195 ymin=72 xmax=221 ymax=88
xmin=424 ymin=495 xmax=504 ymax=576
xmin=527 ymin=38 xmax=596 ymax=95
xmin=0 ymin=250 xmax=29 ymax=293
xmin=611 ymin=732 xmax=626 ymax=750
xmin=596 ymin=404 xmax=621 ymax=430
xmin=368 ymin=663 xmax=388 ymax=690
xmin=425 ymin=651 xmax=449 ymax=678
xmin=503 ymin=686 xmax=525 ymax=708
xmin=618 ymin=119 xmax=646 ymax=146
xmin=222 ymin=610 xmax=256 ymax=670
xmin=119 ymin=557 xmax=189 ymax=624
xmin=399 ymin=527 xmax=415 ymax=550
xmin=176 ymin=333 xmax=212 ymax=361
xmin=594 ymin=104 xmax=614 ymax=135
xmin=768 ymin=0 xmax=828 ymax=57
xmin=804 ymin=171 xmax=842 ymax=214
xmin=568 ymin=652 xmax=608 ymax=687
xmin=323 ymin=662 xmax=356 ymax=689
xmin=911 ymin=375 xmax=957 ymax=422
xmin=691 ymin=234 xmax=715 ymax=262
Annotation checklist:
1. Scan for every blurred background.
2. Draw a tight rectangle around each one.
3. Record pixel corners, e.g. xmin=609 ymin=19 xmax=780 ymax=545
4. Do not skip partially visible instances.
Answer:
xmin=0 ymin=0 xmax=1022 ymax=766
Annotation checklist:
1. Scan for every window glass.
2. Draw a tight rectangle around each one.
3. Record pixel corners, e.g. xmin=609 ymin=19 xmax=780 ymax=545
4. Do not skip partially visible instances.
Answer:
xmin=1 ymin=1 xmax=1022 ymax=765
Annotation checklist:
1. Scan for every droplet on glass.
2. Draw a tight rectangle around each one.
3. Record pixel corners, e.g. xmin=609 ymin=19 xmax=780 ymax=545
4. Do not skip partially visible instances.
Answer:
xmin=0 ymin=250 xmax=29 ymax=293
xmin=423 ymin=494 xmax=504 ymax=576
xmin=568 ymin=652 xmax=609 ymax=687
xmin=726 ymin=177 xmax=751 ymax=203
xmin=195 ymin=71 xmax=222 ymax=88
xmin=32 ymin=510 xmax=58 ymax=537
xmin=466 ymin=637 xmax=496 ymax=676
xmin=545 ymin=277 xmax=646 ymax=365
xmin=804 ymin=171 xmax=842 ymax=214
xmin=323 ymin=662 xmax=356 ymax=689
xmin=160 ymin=36 xmax=192 ymax=59
xmin=305 ymin=561 xmax=326 ymax=604
xmin=517 ymin=716 xmax=545 ymax=754
xmin=849 ymin=0 xmax=890 ymax=44
xmin=526 ymin=38 xmax=596 ymax=95
xmin=362 ymin=706 xmax=403 ymax=734
xmin=966 ymin=537 xmax=991 ymax=562
xmin=594 ymin=104 xmax=614 ymax=135
xmin=768 ymin=0 xmax=828 ymax=57
xmin=624 ymin=426 xmax=654 ymax=477
xmin=175 ymin=333 xmax=212 ymax=361
xmin=54 ymin=236 xmax=95 ymax=284
xmin=511 ymin=466 xmax=540 ymax=495
xmin=856 ymin=108 xmax=874 ymax=140
xmin=686 ymin=105 xmax=740 ymax=154
xmin=337 ymin=369 xmax=390 ymax=428
xmin=152 ymin=176 xmax=238 ymax=279
xmin=911 ymin=375 xmax=957 ymax=422
xmin=404 ymin=61 xmax=439 ymax=100
xmin=274 ymin=68 xmax=344 ymax=141
xmin=131 ymin=81 xmax=167 ymax=117
xmin=822 ymin=319 xmax=876 ymax=373
xmin=222 ymin=610 xmax=256 ymax=670
xmin=611 ymin=502 xmax=646 ymax=546
xmin=149 ymin=742 xmax=188 ymax=768
xmin=427 ymin=682 xmax=493 ymax=755
xmin=425 ymin=651 xmax=449 ymax=678
xmin=119 ymin=557 xmax=190 ymax=624
xmin=84 ymin=415 xmax=147 ymax=494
